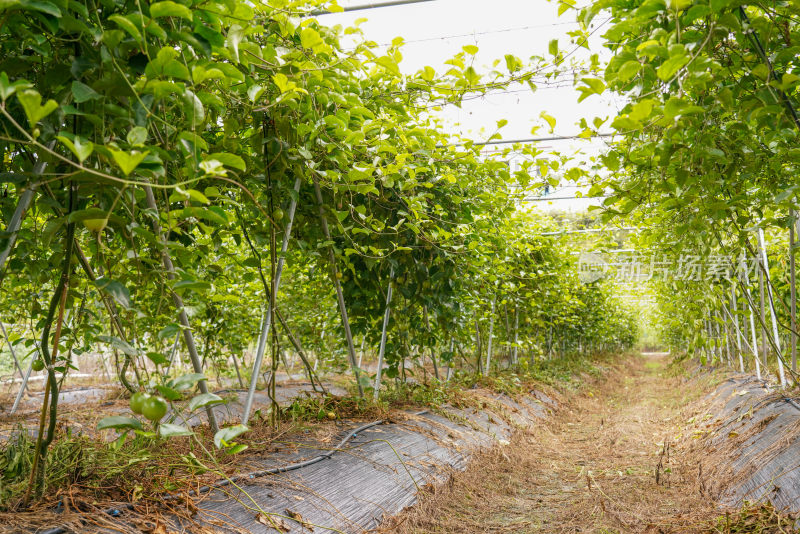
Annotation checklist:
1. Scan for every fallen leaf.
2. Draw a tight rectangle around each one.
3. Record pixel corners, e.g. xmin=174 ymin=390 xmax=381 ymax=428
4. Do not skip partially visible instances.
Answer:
xmin=255 ymin=513 xmax=291 ymax=533
xmin=285 ymin=508 xmax=314 ymax=531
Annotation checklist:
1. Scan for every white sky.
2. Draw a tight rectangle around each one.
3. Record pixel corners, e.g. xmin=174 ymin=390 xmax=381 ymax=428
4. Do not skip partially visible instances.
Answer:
xmin=316 ymin=0 xmax=626 ymax=212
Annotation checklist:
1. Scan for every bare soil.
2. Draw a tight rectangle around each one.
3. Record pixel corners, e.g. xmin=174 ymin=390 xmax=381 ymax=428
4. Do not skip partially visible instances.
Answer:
xmin=382 ymin=352 xmax=787 ymax=533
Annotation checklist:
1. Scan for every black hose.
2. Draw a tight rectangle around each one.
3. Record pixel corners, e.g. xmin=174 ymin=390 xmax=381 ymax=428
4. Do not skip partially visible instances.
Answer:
xmin=37 ymin=411 xmax=429 ymax=534
xmin=783 ymin=397 xmax=800 ymax=412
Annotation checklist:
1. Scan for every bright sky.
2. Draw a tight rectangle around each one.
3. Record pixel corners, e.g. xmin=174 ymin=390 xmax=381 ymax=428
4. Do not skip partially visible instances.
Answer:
xmin=316 ymin=0 xmax=625 ymax=212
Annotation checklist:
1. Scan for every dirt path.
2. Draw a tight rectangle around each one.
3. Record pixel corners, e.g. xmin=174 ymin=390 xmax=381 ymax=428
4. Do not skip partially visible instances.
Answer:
xmin=385 ymin=352 xmax=726 ymax=533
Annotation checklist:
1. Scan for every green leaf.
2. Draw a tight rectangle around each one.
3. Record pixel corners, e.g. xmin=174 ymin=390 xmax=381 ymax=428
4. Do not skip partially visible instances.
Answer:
xmin=663 ymin=97 xmax=703 ymax=119
xmin=173 ymin=278 xmax=212 ymax=292
xmin=780 ymin=73 xmax=800 ymax=90
xmin=187 ymin=392 xmax=224 ymax=412
xmin=98 ymin=335 xmax=138 ymax=357
xmin=17 ymin=90 xmax=59 ymax=125
xmin=144 ymin=47 xmax=190 ymax=81
xmin=629 ymin=99 xmax=655 ymax=122
xmin=548 ymin=39 xmax=558 ymax=57
xmin=149 ymin=0 xmax=192 ymax=20
xmin=227 ymin=24 xmax=244 ymax=63
xmin=462 ymin=44 xmax=479 ymax=55
xmin=206 ymin=152 xmax=246 ymax=171
xmin=214 ymin=424 xmax=249 ymax=448
xmin=182 ymin=206 xmax=228 ymax=225
xmin=71 ymin=81 xmax=99 ymax=103
xmin=56 ymin=135 xmax=93 ymax=163
xmin=539 ymin=111 xmax=556 ymax=133
xmin=504 ymin=54 xmax=522 ymax=73
xmin=226 ymin=443 xmax=248 ymax=454
xmin=157 ymin=324 xmax=180 ymax=340
xmin=657 ymin=54 xmax=689 ymax=81
xmin=15 ymin=0 xmax=61 ymax=16
xmin=0 ymin=73 xmax=32 ymax=102
xmin=300 ymin=27 xmax=323 ymax=50
xmin=146 ymin=351 xmax=168 ymax=365
xmin=108 ymin=14 xmax=142 ymax=43
xmin=127 ymin=126 xmax=148 ymax=146
xmin=751 ymin=64 xmax=770 ymax=81
xmin=154 ymin=384 xmax=182 ymax=401
xmin=192 ymin=65 xmax=225 ymax=85
xmin=169 ymin=372 xmax=206 ymax=391
xmin=159 ymin=423 xmax=194 ymax=438
xmin=98 ymin=416 xmax=142 ymax=431
xmin=109 ymin=148 xmax=148 ymax=176
xmin=616 ymin=60 xmax=641 ymax=82
xmin=183 ymin=89 xmax=204 ymax=124
xmin=95 ymin=277 xmax=132 ymax=309
xmin=375 ymin=56 xmax=400 ymax=75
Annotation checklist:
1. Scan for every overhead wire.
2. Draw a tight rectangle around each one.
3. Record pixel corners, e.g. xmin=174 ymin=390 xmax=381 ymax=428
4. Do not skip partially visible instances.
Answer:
xmin=340 ymin=20 xmax=582 ymax=50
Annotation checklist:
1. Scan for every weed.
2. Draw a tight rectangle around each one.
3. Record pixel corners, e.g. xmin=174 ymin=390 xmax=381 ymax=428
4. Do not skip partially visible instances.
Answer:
xmin=705 ymin=503 xmax=796 ymax=533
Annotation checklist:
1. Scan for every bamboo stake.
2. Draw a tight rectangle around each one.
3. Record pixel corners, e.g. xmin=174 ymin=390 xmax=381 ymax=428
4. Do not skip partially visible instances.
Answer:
xmin=422 ymin=306 xmax=439 ymax=380
xmin=512 ymin=307 xmax=519 ymax=365
xmin=759 ymin=228 xmax=787 ymax=387
xmin=720 ymin=310 xmax=732 ymax=367
xmin=231 ymin=354 xmax=244 ymax=388
xmin=731 ymin=284 xmax=745 ymax=372
xmin=357 ymin=336 xmax=365 ymax=369
xmin=445 ymin=338 xmax=454 ymax=382
xmin=791 ymin=211 xmax=798 ymax=373
xmin=1 ymin=321 xmax=27 ymax=392
xmin=758 ymin=259 xmax=770 ymax=374
xmin=144 ymin=186 xmax=218 ymax=433
xmin=11 ymin=353 xmax=34 ymax=415
xmin=742 ymin=275 xmax=763 ymax=379
xmin=722 ymin=303 xmax=756 ymax=357
xmin=0 ymin=146 xmax=51 ymax=276
xmin=484 ymin=295 xmax=496 ymax=376
xmin=165 ymin=333 xmax=181 ymax=375
xmin=313 ymin=177 xmax=363 ymax=397
xmin=275 ymin=307 xmax=326 ymax=395
xmin=242 ymin=177 xmax=302 ymax=424
xmin=373 ymin=266 xmax=394 ymax=402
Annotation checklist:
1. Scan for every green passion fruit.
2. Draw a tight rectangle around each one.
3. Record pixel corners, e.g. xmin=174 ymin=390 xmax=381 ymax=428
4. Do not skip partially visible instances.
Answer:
xmin=129 ymin=392 xmax=150 ymax=415
xmin=141 ymin=395 xmax=168 ymax=422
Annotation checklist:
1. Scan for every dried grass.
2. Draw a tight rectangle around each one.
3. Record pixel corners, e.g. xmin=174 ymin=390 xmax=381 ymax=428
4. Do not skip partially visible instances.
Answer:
xmin=381 ymin=353 xmax=795 ymax=533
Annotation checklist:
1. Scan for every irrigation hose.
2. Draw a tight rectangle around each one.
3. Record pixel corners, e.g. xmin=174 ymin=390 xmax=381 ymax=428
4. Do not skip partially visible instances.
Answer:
xmin=37 ymin=410 xmax=429 ymax=534
xmin=783 ymin=398 xmax=800 ymax=413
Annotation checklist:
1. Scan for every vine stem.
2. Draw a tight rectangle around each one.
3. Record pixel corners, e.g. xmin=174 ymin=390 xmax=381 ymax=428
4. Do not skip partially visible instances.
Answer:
xmin=23 ymin=250 xmax=69 ymax=505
